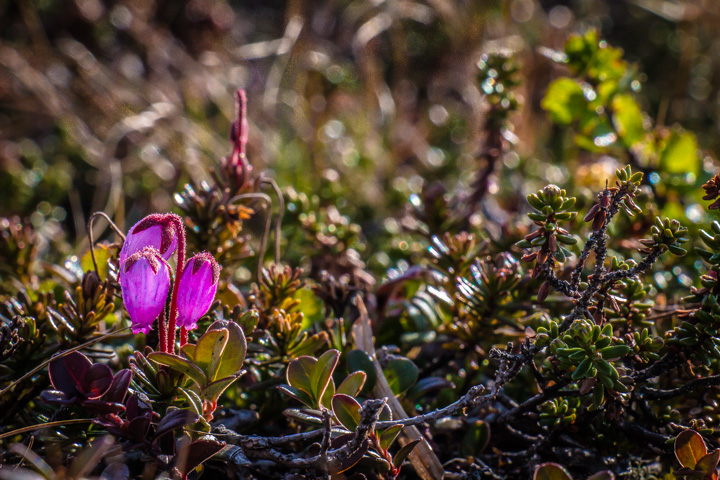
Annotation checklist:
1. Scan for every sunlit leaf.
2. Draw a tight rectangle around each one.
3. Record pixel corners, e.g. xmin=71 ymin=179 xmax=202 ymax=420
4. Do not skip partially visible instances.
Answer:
xmin=542 ymin=78 xmax=586 ymax=125
xmin=675 ymin=430 xmax=707 ymax=469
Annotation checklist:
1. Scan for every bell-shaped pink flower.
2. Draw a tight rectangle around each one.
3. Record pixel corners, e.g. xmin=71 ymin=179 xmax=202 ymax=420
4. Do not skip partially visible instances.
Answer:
xmin=119 ymin=214 xmax=180 ymax=266
xmin=176 ymin=252 xmax=220 ymax=330
xmin=120 ymin=246 xmax=170 ymax=334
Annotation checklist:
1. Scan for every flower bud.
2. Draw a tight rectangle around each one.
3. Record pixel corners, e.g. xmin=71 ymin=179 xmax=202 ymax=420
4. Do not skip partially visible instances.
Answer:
xmin=120 ymin=246 xmax=170 ymax=334
xmin=119 ymin=214 xmax=180 ymax=266
xmin=221 ymin=89 xmax=252 ymax=193
xmin=176 ymin=252 xmax=220 ymax=330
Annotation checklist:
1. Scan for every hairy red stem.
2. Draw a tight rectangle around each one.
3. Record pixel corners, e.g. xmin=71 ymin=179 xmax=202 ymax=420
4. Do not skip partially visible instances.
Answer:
xmin=167 ymin=218 xmax=187 ymax=353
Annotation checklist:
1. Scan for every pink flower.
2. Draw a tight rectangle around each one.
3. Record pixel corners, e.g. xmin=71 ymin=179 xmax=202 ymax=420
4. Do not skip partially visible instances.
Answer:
xmin=120 ymin=246 xmax=171 ymax=334
xmin=175 ymin=252 xmax=221 ymax=330
xmin=119 ymin=214 xmax=181 ymax=266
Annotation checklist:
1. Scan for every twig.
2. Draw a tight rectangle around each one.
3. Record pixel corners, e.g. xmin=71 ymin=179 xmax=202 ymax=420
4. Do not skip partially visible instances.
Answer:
xmin=228 ymin=192 xmax=273 ymax=283
xmin=86 ymin=211 xmax=126 ymax=276
xmin=638 ymin=373 xmax=720 ymax=399
xmin=259 ymin=177 xmax=285 ymax=264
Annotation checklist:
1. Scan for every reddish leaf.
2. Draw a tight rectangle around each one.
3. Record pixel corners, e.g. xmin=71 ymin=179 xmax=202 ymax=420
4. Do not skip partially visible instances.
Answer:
xmin=83 ymin=363 xmax=114 ymax=398
xmin=104 ymin=369 xmax=132 ymax=404
xmin=676 ymin=430 xmax=708 ymax=469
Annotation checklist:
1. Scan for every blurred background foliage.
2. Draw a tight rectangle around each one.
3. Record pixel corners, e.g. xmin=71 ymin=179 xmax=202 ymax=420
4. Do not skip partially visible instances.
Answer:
xmin=1 ymin=0 xmax=720 ymax=281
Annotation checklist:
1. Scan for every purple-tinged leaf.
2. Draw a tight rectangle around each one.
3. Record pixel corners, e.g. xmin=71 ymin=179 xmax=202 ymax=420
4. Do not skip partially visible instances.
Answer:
xmin=40 ymin=389 xmax=73 ymax=405
xmin=81 ymin=399 xmax=126 ymax=415
xmin=83 ymin=363 xmax=113 ymax=398
xmin=177 ymin=437 xmax=225 ymax=477
xmin=48 ymin=351 xmax=92 ymax=396
xmin=104 ymin=369 xmax=132 ymax=404
xmin=125 ymin=415 xmax=152 ymax=442
xmin=126 ymin=393 xmax=153 ymax=421
xmin=154 ymin=409 xmax=199 ymax=442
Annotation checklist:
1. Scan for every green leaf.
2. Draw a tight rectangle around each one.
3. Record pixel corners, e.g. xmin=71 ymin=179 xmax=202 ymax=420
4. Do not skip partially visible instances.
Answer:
xmin=287 ymin=356 xmax=316 ymax=398
xmin=81 ymin=245 xmax=111 ymax=280
xmin=542 ymin=78 xmax=586 ymax=125
xmin=598 ymin=345 xmax=632 ymax=360
xmin=201 ymin=376 xmax=238 ymax=403
xmin=347 ymin=349 xmax=377 ymax=394
xmin=193 ymin=328 xmax=229 ymax=381
xmin=675 ymin=430 xmax=708 ymax=469
xmin=611 ymin=94 xmax=645 ymax=147
xmin=148 ymin=352 xmax=207 ymax=387
xmin=180 ymin=343 xmax=196 ymax=361
xmin=312 ymin=349 xmax=340 ymax=402
xmin=320 ymin=377 xmax=335 ymax=410
xmin=393 ymin=439 xmax=420 ymax=469
xmin=534 ymin=463 xmax=573 ymax=480
xmin=336 ymin=371 xmax=367 ymax=397
xmin=277 ymin=384 xmax=315 ymax=409
xmin=178 ymin=387 xmax=203 ymax=416
xmin=208 ymin=320 xmax=247 ymax=380
xmin=461 ymin=420 xmax=490 ymax=457
xmin=295 ymin=287 xmax=325 ymax=329
xmin=384 ymin=358 xmax=419 ymax=396
xmin=379 ymin=424 xmax=404 ymax=451
xmin=282 ymin=408 xmax=325 ymax=426
xmin=660 ymin=130 xmax=700 ymax=175
xmin=331 ymin=394 xmax=361 ymax=431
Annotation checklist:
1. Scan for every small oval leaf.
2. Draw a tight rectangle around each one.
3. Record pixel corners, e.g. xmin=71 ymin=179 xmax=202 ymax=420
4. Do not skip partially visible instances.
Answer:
xmin=332 ymin=394 xmax=362 ymax=431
